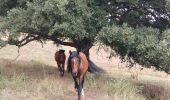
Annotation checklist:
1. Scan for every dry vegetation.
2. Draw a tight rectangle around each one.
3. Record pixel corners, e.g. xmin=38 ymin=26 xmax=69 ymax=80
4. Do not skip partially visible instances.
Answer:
xmin=0 ymin=42 xmax=170 ymax=100
xmin=0 ymin=59 xmax=146 ymax=100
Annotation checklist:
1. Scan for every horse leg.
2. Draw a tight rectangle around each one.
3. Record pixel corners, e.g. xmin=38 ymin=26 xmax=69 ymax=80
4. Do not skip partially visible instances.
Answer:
xmin=67 ymin=63 xmax=71 ymax=73
xmin=58 ymin=63 xmax=63 ymax=76
xmin=81 ymin=77 xmax=85 ymax=97
xmin=57 ymin=63 xmax=60 ymax=71
xmin=62 ymin=63 xmax=65 ymax=76
xmin=77 ymin=80 xmax=82 ymax=100
xmin=73 ymin=77 xmax=78 ymax=91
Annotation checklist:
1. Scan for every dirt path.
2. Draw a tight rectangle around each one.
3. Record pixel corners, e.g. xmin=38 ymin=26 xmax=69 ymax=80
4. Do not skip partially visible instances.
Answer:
xmin=54 ymin=71 xmax=95 ymax=100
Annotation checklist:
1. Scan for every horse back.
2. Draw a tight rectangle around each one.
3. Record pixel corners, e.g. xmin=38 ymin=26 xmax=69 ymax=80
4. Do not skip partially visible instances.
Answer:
xmin=55 ymin=51 xmax=66 ymax=63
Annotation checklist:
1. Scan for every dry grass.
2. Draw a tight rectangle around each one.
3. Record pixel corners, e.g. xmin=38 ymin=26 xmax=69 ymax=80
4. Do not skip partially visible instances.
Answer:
xmin=0 ymin=59 xmax=170 ymax=100
xmin=0 ymin=59 xmax=74 ymax=100
xmin=28 ymin=78 xmax=72 ymax=100
xmin=85 ymin=74 xmax=146 ymax=100
xmin=138 ymin=83 xmax=170 ymax=100
xmin=0 ymin=59 xmax=146 ymax=100
xmin=0 ymin=42 xmax=170 ymax=100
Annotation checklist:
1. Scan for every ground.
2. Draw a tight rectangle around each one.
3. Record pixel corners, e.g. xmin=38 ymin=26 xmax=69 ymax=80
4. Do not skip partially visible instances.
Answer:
xmin=0 ymin=41 xmax=170 ymax=100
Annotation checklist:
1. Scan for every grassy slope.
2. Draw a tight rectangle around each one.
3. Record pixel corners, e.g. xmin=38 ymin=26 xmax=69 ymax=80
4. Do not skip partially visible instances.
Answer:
xmin=0 ymin=59 xmax=146 ymax=100
xmin=0 ymin=41 xmax=169 ymax=100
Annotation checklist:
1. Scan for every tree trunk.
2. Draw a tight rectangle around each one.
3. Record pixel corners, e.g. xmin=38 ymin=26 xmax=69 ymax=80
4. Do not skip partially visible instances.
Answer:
xmin=75 ymin=43 xmax=103 ymax=73
xmin=76 ymin=46 xmax=90 ymax=59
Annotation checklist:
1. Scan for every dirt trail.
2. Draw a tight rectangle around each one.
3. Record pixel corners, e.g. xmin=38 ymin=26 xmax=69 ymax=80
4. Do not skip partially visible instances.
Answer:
xmin=57 ymin=75 xmax=94 ymax=100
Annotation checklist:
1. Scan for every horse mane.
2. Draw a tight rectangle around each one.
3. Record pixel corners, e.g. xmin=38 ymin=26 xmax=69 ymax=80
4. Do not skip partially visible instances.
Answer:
xmin=67 ymin=51 xmax=81 ymax=73
xmin=59 ymin=49 xmax=65 ymax=54
xmin=69 ymin=51 xmax=80 ymax=59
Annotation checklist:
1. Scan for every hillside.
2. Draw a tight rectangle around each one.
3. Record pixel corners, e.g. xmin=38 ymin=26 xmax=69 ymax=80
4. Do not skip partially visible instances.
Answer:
xmin=0 ymin=41 xmax=170 ymax=100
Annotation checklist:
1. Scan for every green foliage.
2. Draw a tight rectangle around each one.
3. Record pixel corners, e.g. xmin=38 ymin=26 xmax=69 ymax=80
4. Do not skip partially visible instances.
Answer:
xmin=125 ymin=11 xmax=140 ymax=26
xmin=117 ymin=0 xmax=138 ymax=5
xmin=0 ymin=0 xmax=17 ymax=16
xmin=0 ymin=40 xmax=7 ymax=48
xmin=0 ymin=0 xmax=31 ymax=16
xmin=0 ymin=0 xmax=106 ymax=44
xmin=166 ymin=0 xmax=170 ymax=11
xmin=4 ymin=0 xmax=65 ymax=34
xmin=97 ymin=24 xmax=170 ymax=72
xmin=139 ymin=0 xmax=166 ymax=7
xmin=106 ymin=0 xmax=169 ymax=31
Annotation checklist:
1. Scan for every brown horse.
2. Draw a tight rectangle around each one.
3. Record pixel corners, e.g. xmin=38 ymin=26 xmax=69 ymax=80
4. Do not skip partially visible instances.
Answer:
xmin=67 ymin=50 xmax=88 ymax=100
xmin=55 ymin=49 xmax=66 ymax=76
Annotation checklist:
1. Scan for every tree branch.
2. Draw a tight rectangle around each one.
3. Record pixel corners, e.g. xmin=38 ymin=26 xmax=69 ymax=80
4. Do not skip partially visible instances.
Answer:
xmin=17 ymin=36 xmax=40 ymax=47
xmin=10 ymin=35 xmax=40 ymax=47
xmin=8 ymin=31 xmax=76 ymax=48
xmin=47 ymin=35 xmax=76 ymax=47
xmin=28 ymin=32 xmax=76 ymax=47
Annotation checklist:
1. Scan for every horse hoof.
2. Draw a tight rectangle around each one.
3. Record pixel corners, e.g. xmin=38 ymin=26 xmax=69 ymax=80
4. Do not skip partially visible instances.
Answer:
xmin=60 ymin=75 xmax=63 ymax=77
xmin=60 ymin=73 xmax=64 ymax=77
xmin=82 ymin=94 xmax=85 ymax=98
xmin=82 ymin=89 xmax=85 ymax=98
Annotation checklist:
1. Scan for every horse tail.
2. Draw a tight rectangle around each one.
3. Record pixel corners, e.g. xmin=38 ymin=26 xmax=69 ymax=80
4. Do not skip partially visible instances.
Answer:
xmin=67 ymin=57 xmax=72 ymax=73
xmin=88 ymin=59 xmax=104 ymax=73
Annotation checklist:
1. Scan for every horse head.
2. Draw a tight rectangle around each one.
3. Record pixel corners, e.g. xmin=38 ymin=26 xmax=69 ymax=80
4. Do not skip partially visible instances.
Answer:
xmin=69 ymin=50 xmax=81 ymax=77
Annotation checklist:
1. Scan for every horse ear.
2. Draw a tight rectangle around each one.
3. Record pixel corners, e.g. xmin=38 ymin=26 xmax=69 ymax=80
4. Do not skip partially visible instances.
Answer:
xmin=69 ymin=50 xmax=72 ymax=54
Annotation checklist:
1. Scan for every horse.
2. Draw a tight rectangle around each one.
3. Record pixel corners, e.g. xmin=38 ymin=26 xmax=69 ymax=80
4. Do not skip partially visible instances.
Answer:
xmin=67 ymin=50 xmax=88 ymax=100
xmin=54 ymin=49 xmax=66 ymax=77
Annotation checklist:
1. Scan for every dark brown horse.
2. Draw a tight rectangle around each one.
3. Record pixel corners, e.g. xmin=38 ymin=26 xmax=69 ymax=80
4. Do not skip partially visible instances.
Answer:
xmin=67 ymin=50 xmax=88 ymax=100
xmin=55 ymin=49 xmax=66 ymax=76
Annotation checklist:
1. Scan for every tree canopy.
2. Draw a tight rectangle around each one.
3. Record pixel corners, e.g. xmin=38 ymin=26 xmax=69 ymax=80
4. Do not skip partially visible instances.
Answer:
xmin=0 ymin=0 xmax=170 ymax=73
xmin=0 ymin=0 xmax=106 ymax=48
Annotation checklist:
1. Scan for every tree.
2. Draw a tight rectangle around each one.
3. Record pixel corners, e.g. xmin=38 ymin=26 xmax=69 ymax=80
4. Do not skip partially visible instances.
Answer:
xmin=0 ymin=0 xmax=107 ymax=56
xmin=0 ymin=0 xmax=107 ymax=72
xmin=97 ymin=0 xmax=170 ymax=73
xmin=97 ymin=24 xmax=170 ymax=73
xmin=105 ymin=0 xmax=170 ymax=31
xmin=0 ymin=0 xmax=170 ymax=73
